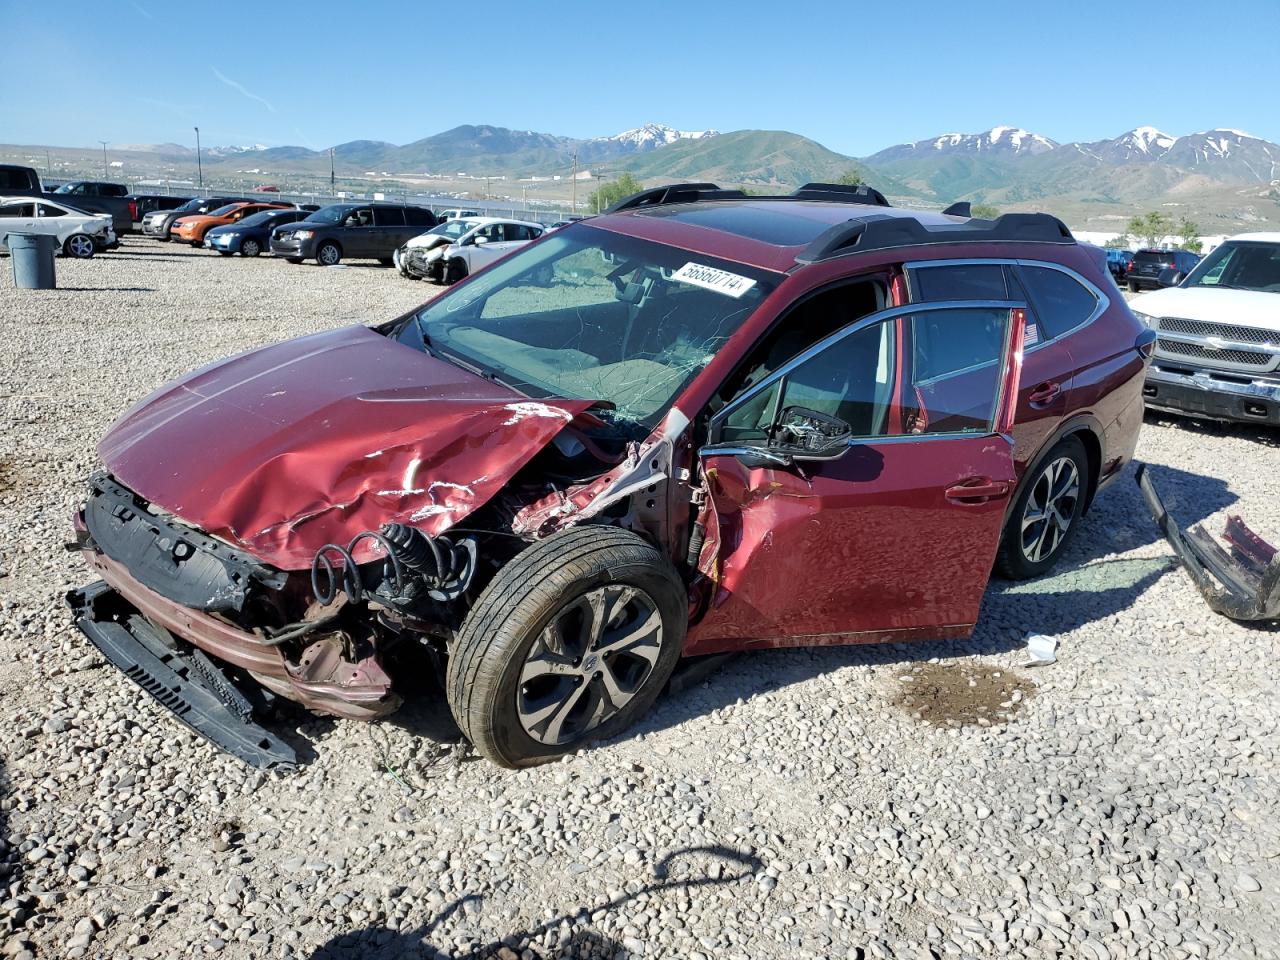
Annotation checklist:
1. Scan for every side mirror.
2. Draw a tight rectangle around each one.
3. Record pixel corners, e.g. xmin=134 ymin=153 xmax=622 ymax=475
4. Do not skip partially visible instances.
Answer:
xmin=1158 ymin=268 xmax=1184 ymax=287
xmin=472 ymin=235 xmax=489 ymax=245
xmin=772 ymin=406 xmax=852 ymax=459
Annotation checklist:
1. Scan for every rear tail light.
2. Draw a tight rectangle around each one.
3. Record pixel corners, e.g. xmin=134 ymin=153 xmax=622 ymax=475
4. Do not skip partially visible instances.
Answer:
xmin=128 ymin=200 xmax=138 ymax=220
xmin=1126 ymin=260 xmax=1134 ymax=272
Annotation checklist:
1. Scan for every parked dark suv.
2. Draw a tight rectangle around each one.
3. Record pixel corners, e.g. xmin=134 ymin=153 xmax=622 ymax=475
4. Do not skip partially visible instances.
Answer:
xmin=68 ymin=182 xmax=1154 ymax=769
xmin=1127 ymin=248 xmax=1201 ymax=292
xmin=270 ymin=202 xmax=437 ymax=265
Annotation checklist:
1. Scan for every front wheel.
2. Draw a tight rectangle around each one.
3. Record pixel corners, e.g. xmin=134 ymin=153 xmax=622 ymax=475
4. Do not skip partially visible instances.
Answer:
xmin=316 ymin=242 xmax=341 ymax=266
xmin=64 ymin=234 xmax=96 ymax=259
xmin=444 ymin=258 xmax=467 ymax=285
xmin=217 ymin=250 xmax=233 ymax=257
xmin=995 ymin=436 xmax=1089 ymax=579
xmin=240 ymin=238 xmax=261 ymax=257
xmin=447 ymin=526 xmax=687 ymax=768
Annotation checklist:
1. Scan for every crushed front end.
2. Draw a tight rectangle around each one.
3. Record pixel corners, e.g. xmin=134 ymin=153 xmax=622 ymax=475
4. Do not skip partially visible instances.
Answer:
xmin=67 ymin=473 xmax=480 ymax=766
xmin=1136 ymin=464 xmax=1280 ymax=621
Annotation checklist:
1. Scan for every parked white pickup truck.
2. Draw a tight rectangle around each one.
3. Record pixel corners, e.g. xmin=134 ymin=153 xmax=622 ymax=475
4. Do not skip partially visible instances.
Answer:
xmin=1131 ymin=233 xmax=1280 ymax=426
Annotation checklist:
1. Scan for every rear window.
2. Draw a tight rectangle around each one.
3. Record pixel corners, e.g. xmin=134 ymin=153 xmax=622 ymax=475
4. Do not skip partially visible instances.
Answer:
xmin=1135 ymin=251 xmax=1175 ymax=265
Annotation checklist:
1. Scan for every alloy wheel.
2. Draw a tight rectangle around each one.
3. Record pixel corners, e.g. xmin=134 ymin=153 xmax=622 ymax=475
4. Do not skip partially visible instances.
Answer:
xmin=1020 ymin=456 xmax=1081 ymax=563
xmin=68 ymin=235 xmax=95 ymax=258
xmin=516 ymin=585 xmax=664 ymax=746
xmin=318 ymin=244 xmax=340 ymax=266
xmin=241 ymin=239 xmax=260 ymax=257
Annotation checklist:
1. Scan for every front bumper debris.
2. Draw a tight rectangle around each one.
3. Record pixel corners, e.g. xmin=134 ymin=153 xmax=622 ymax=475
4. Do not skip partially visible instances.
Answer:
xmin=68 ymin=581 xmax=298 ymax=768
xmin=1144 ymin=365 xmax=1280 ymax=426
xmin=1136 ymin=463 xmax=1280 ymax=621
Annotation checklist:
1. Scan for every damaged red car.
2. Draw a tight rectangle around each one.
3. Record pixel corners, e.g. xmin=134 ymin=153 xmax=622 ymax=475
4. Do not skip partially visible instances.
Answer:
xmin=68 ymin=183 xmax=1155 ymax=768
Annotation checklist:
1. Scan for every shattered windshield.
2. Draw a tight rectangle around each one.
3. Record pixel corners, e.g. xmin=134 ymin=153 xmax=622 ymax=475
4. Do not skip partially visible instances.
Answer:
xmin=402 ymin=225 xmax=778 ymax=430
xmin=1183 ymin=241 xmax=1280 ymax=293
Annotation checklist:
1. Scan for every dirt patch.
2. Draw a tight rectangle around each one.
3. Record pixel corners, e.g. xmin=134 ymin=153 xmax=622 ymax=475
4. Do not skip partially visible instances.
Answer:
xmin=892 ymin=661 xmax=1036 ymax=727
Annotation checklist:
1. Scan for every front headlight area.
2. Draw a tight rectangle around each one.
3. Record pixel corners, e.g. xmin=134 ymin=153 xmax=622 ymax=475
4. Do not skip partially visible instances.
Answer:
xmin=292 ymin=230 xmax=314 ymax=241
xmin=1132 ymin=311 xmax=1158 ymax=329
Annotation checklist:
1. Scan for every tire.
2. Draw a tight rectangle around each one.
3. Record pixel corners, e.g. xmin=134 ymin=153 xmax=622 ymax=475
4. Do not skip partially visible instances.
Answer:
xmin=1127 ymin=280 xmax=1139 ymax=293
xmin=378 ymin=256 xmax=394 ymax=267
xmin=190 ymin=240 xmax=203 ymax=247
xmin=240 ymin=238 xmax=261 ymax=257
xmin=217 ymin=250 xmax=233 ymax=257
xmin=316 ymin=241 xmax=341 ymax=266
xmin=447 ymin=526 xmax=686 ymax=768
xmin=64 ymin=234 xmax=96 ymax=259
xmin=444 ymin=258 xmax=467 ymax=285
xmin=995 ymin=435 xmax=1089 ymax=580
xmin=286 ymin=257 xmax=303 ymax=264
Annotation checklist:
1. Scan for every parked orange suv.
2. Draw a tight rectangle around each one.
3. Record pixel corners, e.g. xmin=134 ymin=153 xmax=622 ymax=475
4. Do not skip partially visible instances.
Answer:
xmin=171 ymin=201 xmax=292 ymax=246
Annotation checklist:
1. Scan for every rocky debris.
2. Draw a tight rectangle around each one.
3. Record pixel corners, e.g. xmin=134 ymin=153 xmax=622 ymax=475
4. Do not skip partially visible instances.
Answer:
xmin=0 ymin=239 xmax=1276 ymax=957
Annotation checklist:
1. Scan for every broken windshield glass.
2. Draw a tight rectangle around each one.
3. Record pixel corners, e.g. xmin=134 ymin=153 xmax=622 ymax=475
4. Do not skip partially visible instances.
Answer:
xmin=402 ymin=225 xmax=780 ymax=430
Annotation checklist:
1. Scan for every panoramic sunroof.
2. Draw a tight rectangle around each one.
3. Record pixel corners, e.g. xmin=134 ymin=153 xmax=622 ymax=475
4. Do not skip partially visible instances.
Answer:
xmin=638 ymin=202 xmax=843 ymax=246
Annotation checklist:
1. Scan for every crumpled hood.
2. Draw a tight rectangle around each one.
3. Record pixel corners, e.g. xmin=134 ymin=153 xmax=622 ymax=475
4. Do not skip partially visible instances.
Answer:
xmin=99 ymin=325 xmax=592 ymax=570
xmin=1131 ymin=286 xmax=1280 ymax=332
xmin=406 ymin=234 xmax=454 ymax=252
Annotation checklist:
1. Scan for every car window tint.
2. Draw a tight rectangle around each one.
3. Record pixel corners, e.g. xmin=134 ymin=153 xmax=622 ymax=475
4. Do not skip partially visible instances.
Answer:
xmin=37 ymin=203 xmax=65 ymax=217
xmin=0 ymin=203 xmax=35 ymax=217
xmin=720 ymin=307 xmax=1013 ymax=443
xmin=375 ymin=207 xmax=405 ymax=227
xmin=0 ymin=169 xmax=32 ymax=190
xmin=1019 ymin=265 xmax=1098 ymax=337
xmin=404 ymin=207 xmax=433 ymax=226
xmin=910 ymin=262 xmax=1046 ymax=345
xmin=913 ymin=263 xmax=1009 ymax=301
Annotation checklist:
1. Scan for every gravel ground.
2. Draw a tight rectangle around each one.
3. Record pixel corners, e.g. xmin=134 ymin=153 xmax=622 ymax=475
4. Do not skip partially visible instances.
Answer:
xmin=0 ymin=239 xmax=1277 ymax=960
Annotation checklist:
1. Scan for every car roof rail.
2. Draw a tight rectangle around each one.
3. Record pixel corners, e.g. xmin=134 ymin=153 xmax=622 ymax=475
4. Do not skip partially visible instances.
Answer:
xmin=606 ymin=183 xmax=741 ymax=212
xmin=796 ymin=212 xmax=1075 ymax=264
xmin=941 ymin=201 xmax=971 ymax=217
xmin=790 ymin=183 xmax=890 ymax=207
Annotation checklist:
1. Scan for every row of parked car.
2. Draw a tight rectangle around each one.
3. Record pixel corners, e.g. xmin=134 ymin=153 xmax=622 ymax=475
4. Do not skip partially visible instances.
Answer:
xmin=1105 ymin=247 xmax=1203 ymax=292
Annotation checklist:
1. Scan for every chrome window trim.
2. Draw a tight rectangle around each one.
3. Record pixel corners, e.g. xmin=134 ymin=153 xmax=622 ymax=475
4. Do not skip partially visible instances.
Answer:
xmin=904 ymin=257 xmax=1110 ymax=349
xmin=708 ymin=298 xmax=1025 ymax=443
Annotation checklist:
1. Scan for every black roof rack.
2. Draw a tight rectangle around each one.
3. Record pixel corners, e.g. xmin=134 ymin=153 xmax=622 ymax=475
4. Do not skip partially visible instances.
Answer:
xmin=605 ymin=181 xmax=891 ymax=213
xmin=791 ymin=182 xmax=890 ymax=206
xmin=796 ymin=212 xmax=1074 ymax=264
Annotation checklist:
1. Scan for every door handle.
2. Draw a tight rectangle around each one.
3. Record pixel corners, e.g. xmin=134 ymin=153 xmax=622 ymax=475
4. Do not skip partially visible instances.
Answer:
xmin=945 ymin=477 xmax=1011 ymax=503
xmin=1028 ymin=381 xmax=1062 ymax=405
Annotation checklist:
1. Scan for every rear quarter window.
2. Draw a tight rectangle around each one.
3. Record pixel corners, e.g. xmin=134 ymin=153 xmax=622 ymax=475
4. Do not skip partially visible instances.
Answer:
xmin=1018 ymin=265 xmax=1100 ymax=338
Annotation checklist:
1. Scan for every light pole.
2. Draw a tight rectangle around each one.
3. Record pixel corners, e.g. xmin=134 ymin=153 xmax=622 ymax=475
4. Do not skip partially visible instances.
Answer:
xmin=194 ymin=126 xmax=203 ymax=191
xmin=98 ymin=140 xmax=108 ymax=179
xmin=570 ymin=151 xmax=578 ymax=213
xmin=329 ymin=147 xmax=335 ymax=197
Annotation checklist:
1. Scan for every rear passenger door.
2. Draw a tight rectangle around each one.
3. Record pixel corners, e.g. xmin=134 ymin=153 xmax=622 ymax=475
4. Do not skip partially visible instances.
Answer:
xmin=908 ymin=260 xmax=1076 ymax=473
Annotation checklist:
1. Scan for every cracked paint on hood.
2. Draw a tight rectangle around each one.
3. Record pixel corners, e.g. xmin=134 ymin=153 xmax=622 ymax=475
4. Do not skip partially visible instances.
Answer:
xmin=99 ymin=325 xmax=591 ymax=570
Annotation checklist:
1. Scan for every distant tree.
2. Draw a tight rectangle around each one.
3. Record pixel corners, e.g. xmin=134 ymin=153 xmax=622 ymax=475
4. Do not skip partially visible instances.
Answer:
xmin=584 ymin=172 xmax=644 ymax=213
xmin=1177 ymin=216 xmax=1203 ymax=254
xmin=835 ymin=169 xmax=865 ymax=186
xmin=1103 ymin=234 xmax=1131 ymax=250
xmin=1126 ymin=211 xmax=1175 ymax=249
xmin=970 ymin=202 xmax=1001 ymax=220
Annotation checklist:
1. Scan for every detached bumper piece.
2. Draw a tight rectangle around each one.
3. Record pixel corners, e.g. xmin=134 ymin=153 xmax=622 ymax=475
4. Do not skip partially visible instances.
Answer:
xmin=68 ymin=581 xmax=298 ymax=768
xmin=1136 ymin=463 xmax=1280 ymax=621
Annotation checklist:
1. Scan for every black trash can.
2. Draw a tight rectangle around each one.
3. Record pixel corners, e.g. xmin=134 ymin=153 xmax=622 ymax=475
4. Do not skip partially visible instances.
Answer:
xmin=5 ymin=233 xmax=58 ymax=289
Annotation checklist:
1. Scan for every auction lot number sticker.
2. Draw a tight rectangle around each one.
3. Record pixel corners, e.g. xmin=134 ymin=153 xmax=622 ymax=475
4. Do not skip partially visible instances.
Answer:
xmin=672 ymin=262 xmax=757 ymax=298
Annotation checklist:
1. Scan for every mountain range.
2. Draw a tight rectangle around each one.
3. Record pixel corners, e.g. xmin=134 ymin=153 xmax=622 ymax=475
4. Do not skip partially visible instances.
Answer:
xmin=10 ymin=121 xmax=1278 ymax=230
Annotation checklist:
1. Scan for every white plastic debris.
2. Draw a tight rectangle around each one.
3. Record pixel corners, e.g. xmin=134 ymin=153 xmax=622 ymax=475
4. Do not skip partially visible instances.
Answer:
xmin=1024 ymin=633 xmax=1059 ymax=666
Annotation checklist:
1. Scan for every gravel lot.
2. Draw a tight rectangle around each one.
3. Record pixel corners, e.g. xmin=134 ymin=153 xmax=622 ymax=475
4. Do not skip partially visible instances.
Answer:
xmin=0 ymin=239 xmax=1277 ymax=960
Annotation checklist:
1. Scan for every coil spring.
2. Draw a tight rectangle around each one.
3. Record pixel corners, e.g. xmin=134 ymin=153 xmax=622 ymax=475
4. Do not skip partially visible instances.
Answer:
xmin=310 ymin=525 xmax=464 ymax=606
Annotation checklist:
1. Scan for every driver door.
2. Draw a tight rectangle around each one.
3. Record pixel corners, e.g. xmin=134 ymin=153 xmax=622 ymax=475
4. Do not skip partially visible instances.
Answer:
xmin=685 ymin=300 xmax=1026 ymax=655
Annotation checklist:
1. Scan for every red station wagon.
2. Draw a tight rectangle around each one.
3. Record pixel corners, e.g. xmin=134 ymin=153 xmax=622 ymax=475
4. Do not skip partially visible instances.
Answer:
xmin=68 ymin=183 xmax=1155 ymax=768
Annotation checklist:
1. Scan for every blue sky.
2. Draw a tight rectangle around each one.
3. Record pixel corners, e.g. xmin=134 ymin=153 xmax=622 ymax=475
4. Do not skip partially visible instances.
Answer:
xmin=2 ymin=0 xmax=1277 ymax=156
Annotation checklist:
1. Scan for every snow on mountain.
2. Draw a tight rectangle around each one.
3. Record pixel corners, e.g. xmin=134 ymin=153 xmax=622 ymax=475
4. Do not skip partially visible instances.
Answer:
xmin=598 ymin=123 xmax=719 ymax=152
xmin=207 ymin=144 xmax=269 ymax=157
xmin=869 ymin=125 xmax=1058 ymax=162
